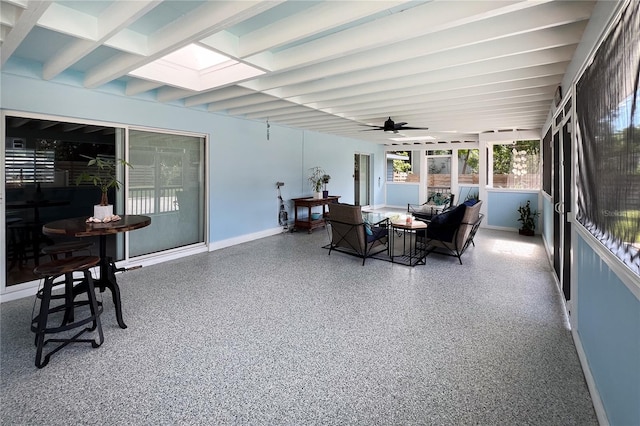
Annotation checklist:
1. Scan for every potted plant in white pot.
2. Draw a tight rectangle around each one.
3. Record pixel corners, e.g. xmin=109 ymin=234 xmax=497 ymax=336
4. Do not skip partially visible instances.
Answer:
xmin=517 ymin=200 xmax=539 ymax=236
xmin=308 ymin=166 xmax=326 ymax=199
xmin=75 ymin=155 xmax=132 ymax=220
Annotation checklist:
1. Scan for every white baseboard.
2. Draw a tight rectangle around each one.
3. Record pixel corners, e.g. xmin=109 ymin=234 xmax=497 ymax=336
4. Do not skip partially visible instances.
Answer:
xmin=0 ymin=283 xmax=40 ymax=303
xmin=1 ymin=245 xmax=208 ymax=303
xmin=209 ymin=226 xmax=284 ymax=251
xmin=572 ymin=329 xmax=610 ymax=426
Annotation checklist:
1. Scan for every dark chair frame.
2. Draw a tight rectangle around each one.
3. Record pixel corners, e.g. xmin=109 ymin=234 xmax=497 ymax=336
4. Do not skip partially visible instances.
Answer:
xmin=326 ymin=204 xmax=389 ymax=265
xmin=407 ymin=190 xmax=455 ymax=222
xmin=420 ymin=201 xmax=484 ymax=265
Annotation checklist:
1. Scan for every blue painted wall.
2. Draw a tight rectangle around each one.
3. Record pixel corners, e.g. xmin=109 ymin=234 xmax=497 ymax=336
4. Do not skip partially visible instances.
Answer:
xmin=486 ymin=190 xmax=539 ymax=230
xmin=0 ymin=60 xmax=384 ymax=243
xmin=576 ymin=236 xmax=640 ymax=425
xmin=386 ymin=183 xmax=419 ymax=208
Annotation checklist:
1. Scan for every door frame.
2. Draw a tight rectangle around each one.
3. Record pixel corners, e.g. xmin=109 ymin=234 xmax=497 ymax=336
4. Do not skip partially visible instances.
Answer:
xmin=354 ymin=153 xmax=371 ymax=207
xmin=552 ymin=97 xmax=574 ymax=306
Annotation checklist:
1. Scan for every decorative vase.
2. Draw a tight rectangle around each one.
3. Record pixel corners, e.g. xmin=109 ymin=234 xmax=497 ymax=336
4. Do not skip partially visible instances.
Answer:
xmin=314 ymin=192 xmax=322 ymax=199
xmin=94 ymin=204 xmax=113 ymax=220
xmin=519 ymin=228 xmax=534 ymax=236
xmin=322 ymin=190 xmax=329 ymax=198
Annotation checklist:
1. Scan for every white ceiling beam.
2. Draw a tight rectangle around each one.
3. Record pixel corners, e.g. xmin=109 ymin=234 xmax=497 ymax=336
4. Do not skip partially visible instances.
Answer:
xmin=156 ymin=86 xmax=198 ymax=103
xmin=206 ymin=93 xmax=279 ymax=112
xmin=197 ymin=31 xmax=239 ymax=60
xmin=281 ymin=114 xmax=362 ymax=126
xmin=215 ymin=99 xmax=294 ymax=115
xmin=253 ymin=0 xmax=583 ymax=81
xmin=42 ymin=1 xmax=159 ymax=80
xmin=339 ymin=77 xmax=560 ymax=117
xmin=271 ymin=1 xmax=538 ymax=70
xmin=245 ymin=108 xmax=328 ymax=121
xmin=242 ymin=21 xmax=585 ymax=93
xmin=1 ymin=0 xmax=50 ymax=65
xmin=104 ymin=27 xmax=149 ymax=56
xmin=238 ymin=1 xmax=408 ymax=57
xmin=225 ymin=100 xmax=301 ymax=116
xmin=183 ymin=86 xmax=257 ymax=107
xmin=325 ymin=99 xmax=553 ymax=126
xmin=292 ymin=46 xmax=575 ymax=105
xmin=303 ymin=63 xmax=568 ymax=112
xmin=84 ymin=1 xmax=284 ymax=89
xmin=37 ymin=2 xmax=97 ymax=39
xmin=0 ymin=1 xmax=22 ymax=27
xmin=125 ymin=78 xmax=163 ymax=96
xmin=246 ymin=108 xmax=328 ymax=120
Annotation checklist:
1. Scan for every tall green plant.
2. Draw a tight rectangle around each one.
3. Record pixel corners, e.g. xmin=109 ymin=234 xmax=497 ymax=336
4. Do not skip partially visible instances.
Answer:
xmin=75 ymin=155 xmax=132 ymax=206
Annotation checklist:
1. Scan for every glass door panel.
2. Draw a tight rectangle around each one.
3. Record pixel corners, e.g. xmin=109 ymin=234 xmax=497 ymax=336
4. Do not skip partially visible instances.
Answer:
xmin=354 ymin=154 xmax=370 ymax=207
xmin=128 ymin=129 xmax=205 ymax=257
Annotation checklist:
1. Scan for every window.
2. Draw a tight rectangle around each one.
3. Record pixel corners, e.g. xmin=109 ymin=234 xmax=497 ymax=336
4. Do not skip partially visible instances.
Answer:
xmin=386 ymin=151 xmax=417 ymax=182
xmin=426 ymin=150 xmax=451 ymax=189
xmin=575 ymin=0 xmax=639 ymax=274
xmin=489 ymin=140 xmax=540 ymax=189
xmin=458 ymin=149 xmax=479 ymax=184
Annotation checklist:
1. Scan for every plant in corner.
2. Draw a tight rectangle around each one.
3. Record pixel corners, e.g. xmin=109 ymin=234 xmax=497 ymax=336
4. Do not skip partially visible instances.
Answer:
xmin=76 ymin=155 xmax=132 ymax=218
xmin=517 ymin=200 xmax=539 ymax=236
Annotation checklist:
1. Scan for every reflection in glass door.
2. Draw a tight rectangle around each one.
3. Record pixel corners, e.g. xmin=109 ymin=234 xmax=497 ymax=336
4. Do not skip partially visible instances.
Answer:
xmin=128 ymin=129 xmax=205 ymax=256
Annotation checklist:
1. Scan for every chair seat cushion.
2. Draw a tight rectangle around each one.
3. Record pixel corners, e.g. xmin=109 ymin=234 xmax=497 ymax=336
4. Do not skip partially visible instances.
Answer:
xmin=366 ymin=226 xmax=387 ymax=242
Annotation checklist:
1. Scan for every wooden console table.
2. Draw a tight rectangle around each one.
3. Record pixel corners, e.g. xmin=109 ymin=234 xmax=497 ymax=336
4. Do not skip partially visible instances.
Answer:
xmin=292 ymin=196 xmax=340 ymax=233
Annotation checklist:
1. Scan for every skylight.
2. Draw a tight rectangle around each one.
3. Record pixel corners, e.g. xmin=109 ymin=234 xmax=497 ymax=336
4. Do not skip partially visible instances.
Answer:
xmin=128 ymin=44 xmax=265 ymax=92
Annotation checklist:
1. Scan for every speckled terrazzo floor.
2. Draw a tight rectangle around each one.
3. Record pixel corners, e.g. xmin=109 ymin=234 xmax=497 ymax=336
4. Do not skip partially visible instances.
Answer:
xmin=0 ymin=228 xmax=598 ymax=425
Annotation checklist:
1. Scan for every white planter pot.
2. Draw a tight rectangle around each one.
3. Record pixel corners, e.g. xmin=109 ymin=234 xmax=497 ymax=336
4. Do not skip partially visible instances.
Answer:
xmin=94 ymin=204 xmax=113 ymax=220
xmin=314 ymin=192 xmax=323 ymax=199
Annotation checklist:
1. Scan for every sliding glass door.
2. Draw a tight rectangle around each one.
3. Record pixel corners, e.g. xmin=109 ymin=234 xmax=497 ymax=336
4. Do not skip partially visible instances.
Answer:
xmin=2 ymin=115 xmax=206 ymax=292
xmin=127 ymin=129 xmax=205 ymax=256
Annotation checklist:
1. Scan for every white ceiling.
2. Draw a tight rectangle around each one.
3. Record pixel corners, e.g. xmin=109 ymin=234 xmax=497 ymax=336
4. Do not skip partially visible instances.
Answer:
xmin=0 ymin=0 xmax=596 ymax=145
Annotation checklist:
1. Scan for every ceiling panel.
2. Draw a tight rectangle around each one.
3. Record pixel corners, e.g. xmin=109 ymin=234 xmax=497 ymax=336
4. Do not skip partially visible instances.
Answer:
xmin=0 ymin=0 xmax=597 ymax=144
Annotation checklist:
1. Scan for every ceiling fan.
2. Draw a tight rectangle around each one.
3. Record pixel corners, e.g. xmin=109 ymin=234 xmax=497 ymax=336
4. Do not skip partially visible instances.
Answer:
xmin=361 ymin=117 xmax=429 ymax=133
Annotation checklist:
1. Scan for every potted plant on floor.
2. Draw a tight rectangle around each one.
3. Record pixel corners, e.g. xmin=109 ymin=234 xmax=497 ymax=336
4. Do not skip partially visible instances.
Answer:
xmin=517 ymin=200 xmax=538 ymax=236
xmin=75 ymin=155 xmax=132 ymax=220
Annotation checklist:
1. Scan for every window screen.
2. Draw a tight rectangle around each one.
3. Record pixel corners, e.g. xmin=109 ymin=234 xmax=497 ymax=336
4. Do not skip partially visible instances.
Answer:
xmin=575 ymin=1 xmax=640 ymax=274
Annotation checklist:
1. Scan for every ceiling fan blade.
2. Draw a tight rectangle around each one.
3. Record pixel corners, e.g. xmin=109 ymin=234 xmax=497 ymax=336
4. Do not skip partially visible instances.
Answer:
xmin=398 ymin=126 xmax=429 ymax=130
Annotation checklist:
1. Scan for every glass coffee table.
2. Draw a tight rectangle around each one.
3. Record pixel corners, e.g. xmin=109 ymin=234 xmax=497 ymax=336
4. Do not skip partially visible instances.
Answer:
xmin=362 ymin=212 xmax=428 ymax=266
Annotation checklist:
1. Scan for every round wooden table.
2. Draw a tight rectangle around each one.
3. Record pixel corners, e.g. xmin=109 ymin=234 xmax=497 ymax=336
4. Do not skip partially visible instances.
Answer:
xmin=43 ymin=215 xmax=151 ymax=329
